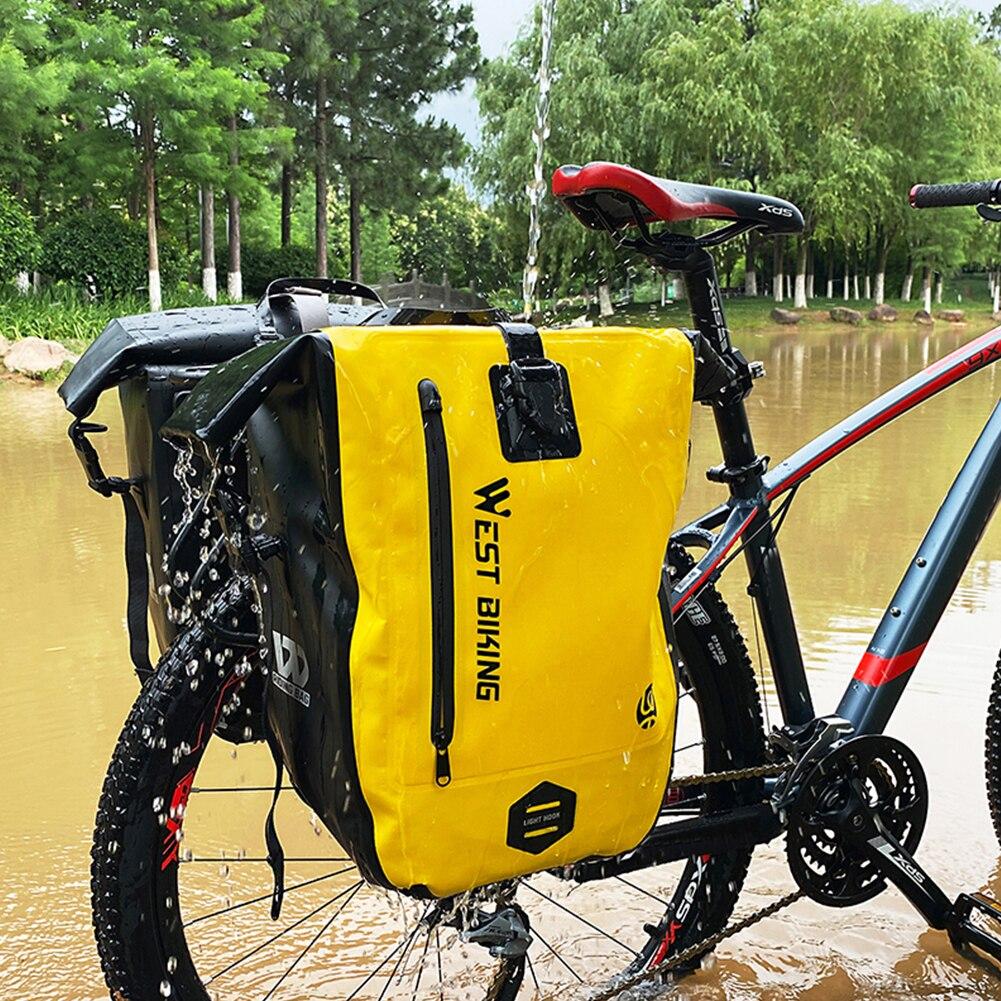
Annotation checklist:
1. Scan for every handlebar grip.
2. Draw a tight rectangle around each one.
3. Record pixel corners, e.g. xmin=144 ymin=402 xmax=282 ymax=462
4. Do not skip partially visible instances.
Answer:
xmin=910 ymin=180 xmax=1001 ymax=209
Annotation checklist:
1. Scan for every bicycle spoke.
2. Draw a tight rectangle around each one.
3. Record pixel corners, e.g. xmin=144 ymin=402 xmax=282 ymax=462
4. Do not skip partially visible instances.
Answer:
xmin=184 ymin=866 xmax=357 ymax=927
xmin=192 ymin=786 xmax=296 ymax=793
xmin=207 ymin=880 xmax=364 ymax=983
xmin=409 ymin=924 xmax=433 ymax=1001
xmin=614 ymin=874 xmax=670 ymax=907
xmin=526 ymin=952 xmax=541 ymax=991
xmin=436 ymin=927 xmax=444 ymax=1001
xmin=260 ymin=883 xmax=362 ymax=1001
xmin=182 ymin=856 xmax=353 ymax=864
xmin=522 ymin=883 xmax=638 ymax=956
xmin=530 ymin=925 xmax=583 ymax=982
xmin=345 ymin=922 xmax=422 ymax=1001
xmin=674 ymin=739 xmax=705 ymax=754
xmin=375 ymin=919 xmax=424 ymax=1001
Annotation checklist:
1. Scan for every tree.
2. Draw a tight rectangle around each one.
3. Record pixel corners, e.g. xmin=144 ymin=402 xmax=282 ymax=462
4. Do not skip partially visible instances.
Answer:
xmin=329 ymin=0 xmax=479 ymax=279
xmin=58 ymin=0 xmax=280 ymax=309
xmin=0 ymin=190 xmax=39 ymax=284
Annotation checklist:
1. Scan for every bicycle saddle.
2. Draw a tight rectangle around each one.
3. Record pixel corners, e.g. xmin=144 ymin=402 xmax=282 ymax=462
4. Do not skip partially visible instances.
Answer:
xmin=553 ymin=161 xmax=804 ymax=235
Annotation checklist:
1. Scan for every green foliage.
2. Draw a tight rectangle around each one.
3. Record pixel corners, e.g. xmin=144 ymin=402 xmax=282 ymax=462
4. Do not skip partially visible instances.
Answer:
xmin=0 ymin=189 xmax=39 ymax=280
xmin=390 ymin=185 xmax=510 ymax=294
xmin=40 ymin=210 xmax=187 ymax=298
xmin=0 ymin=285 xmax=210 ymax=345
xmin=226 ymin=242 xmax=318 ymax=299
xmin=477 ymin=0 xmax=1001 ymax=298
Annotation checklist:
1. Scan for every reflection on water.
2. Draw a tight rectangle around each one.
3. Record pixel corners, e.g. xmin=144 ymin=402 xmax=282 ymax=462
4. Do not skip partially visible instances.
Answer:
xmin=1 ymin=320 xmax=1000 ymax=999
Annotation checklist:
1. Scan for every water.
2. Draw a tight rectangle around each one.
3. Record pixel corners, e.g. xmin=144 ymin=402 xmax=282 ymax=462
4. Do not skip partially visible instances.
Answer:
xmin=522 ymin=0 xmax=556 ymax=318
xmin=1 ymin=318 xmax=1001 ymax=999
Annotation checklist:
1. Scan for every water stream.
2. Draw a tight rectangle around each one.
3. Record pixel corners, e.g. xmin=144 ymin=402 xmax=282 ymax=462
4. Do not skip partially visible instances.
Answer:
xmin=522 ymin=0 xmax=557 ymax=318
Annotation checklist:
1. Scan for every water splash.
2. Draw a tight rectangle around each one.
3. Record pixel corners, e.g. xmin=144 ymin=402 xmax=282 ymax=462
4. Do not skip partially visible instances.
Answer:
xmin=522 ymin=0 xmax=557 ymax=319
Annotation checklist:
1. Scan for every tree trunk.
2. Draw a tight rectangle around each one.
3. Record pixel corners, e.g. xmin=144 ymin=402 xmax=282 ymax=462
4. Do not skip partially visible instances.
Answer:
xmin=598 ymin=281 xmax=614 ymax=317
xmin=659 ymin=277 xmax=666 ymax=306
xmin=142 ymin=109 xmax=161 ymax=311
xmin=921 ymin=265 xmax=932 ymax=313
xmin=349 ymin=175 xmax=362 ymax=282
xmin=794 ymin=239 xmax=808 ymax=309
xmin=744 ymin=232 xmax=758 ymax=296
xmin=864 ymin=274 xmax=871 ymax=300
xmin=15 ymin=271 xmax=29 ymax=294
xmin=874 ymin=241 xmax=889 ymax=305
xmin=843 ymin=257 xmax=849 ymax=302
xmin=935 ymin=274 xmax=943 ymax=304
xmin=806 ymin=242 xmax=815 ymax=299
xmin=993 ymin=272 xmax=1000 ymax=314
xmin=200 ymin=183 xmax=216 ymax=302
xmin=826 ymin=276 xmax=833 ymax=298
xmin=314 ymin=73 xmax=328 ymax=278
xmin=773 ymin=239 xmax=784 ymax=302
xmin=852 ymin=272 xmax=860 ymax=300
xmin=280 ymin=163 xmax=293 ymax=248
xmin=901 ymin=259 xmax=914 ymax=301
xmin=226 ymin=114 xmax=242 ymax=301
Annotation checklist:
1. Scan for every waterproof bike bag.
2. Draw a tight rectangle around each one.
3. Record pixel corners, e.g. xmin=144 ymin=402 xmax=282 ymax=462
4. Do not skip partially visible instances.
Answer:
xmin=166 ymin=322 xmax=695 ymax=897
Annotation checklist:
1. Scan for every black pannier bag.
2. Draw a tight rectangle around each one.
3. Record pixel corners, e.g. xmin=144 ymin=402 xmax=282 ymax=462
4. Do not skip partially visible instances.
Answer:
xmin=58 ymin=282 xmax=383 ymax=733
xmin=166 ymin=319 xmax=695 ymax=897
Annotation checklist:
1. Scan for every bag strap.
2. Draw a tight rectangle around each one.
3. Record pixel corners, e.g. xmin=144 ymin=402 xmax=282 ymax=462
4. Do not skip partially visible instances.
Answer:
xmin=121 ymin=490 xmax=154 ymax=681
xmin=68 ymin=419 xmax=154 ymax=680
xmin=264 ymin=731 xmax=286 ymax=920
xmin=495 ymin=322 xmax=545 ymax=363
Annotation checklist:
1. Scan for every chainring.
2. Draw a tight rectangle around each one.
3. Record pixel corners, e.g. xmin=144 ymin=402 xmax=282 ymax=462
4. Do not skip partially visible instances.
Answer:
xmin=786 ymin=734 xmax=928 ymax=907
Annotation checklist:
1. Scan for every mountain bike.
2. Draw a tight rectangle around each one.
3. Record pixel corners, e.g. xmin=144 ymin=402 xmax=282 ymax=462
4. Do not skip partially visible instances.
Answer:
xmin=72 ymin=168 xmax=1001 ymax=1000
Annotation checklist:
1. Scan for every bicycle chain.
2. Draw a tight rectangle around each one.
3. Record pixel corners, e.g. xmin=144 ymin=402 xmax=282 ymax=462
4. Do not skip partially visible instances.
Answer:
xmin=585 ymin=759 xmax=800 ymax=1001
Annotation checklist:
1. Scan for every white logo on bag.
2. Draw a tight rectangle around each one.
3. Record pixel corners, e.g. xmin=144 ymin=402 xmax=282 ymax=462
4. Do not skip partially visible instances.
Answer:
xmin=271 ymin=631 xmax=311 ymax=707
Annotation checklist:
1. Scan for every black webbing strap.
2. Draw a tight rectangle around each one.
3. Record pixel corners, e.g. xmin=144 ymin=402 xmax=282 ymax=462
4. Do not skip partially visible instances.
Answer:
xmin=121 ymin=490 xmax=155 ymax=681
xmin=496 ymin=322 xmax=545 ymax=363
xmin=264 ymin=732 xmax=286 ymax=920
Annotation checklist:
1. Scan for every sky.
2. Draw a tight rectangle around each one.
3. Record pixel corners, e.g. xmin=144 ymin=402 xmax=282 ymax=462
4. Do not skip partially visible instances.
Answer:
xmin=431 ymin=0 xmax=998 ymax=146
xmin=428 ymin=0 xmax=537 ymax=146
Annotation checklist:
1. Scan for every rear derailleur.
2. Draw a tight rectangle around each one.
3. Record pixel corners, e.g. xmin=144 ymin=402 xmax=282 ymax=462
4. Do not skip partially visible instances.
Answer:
xmin=774 ymin=718 xmax=1001 ymax=968
xmin=428 ymin=889 xmax=532 ymax=1001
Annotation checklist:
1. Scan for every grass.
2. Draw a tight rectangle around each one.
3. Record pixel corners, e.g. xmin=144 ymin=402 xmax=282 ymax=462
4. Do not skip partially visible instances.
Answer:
xmin=1 ymin=281 xmax=996 ymax=355
xmin=0 ymin=286 xmax=221 ymax=354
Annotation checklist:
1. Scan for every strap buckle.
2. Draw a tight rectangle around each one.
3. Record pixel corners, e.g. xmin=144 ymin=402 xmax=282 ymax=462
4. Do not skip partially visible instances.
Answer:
xmin=68 ymin=418 xmax=136 ymax=496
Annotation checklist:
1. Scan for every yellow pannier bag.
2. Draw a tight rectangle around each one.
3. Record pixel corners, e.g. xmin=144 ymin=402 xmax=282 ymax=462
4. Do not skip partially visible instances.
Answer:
xmin=198 ymin=322 xmax=694 ymax=897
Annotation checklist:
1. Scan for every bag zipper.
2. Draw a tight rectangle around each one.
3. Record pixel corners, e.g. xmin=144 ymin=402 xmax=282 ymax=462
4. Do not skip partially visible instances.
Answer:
xmin=418 ymin=379 xmax=455 ymax=787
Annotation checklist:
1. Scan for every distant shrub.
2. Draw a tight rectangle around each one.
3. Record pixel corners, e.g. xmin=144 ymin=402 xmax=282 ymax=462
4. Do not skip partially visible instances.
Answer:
xmin=0 ymin=191 xmax=40 ymax=281
xmin=218 ymin=242 xmax=318 ymax=299
xmin=40 ymin=210 xmax=187 ymax=299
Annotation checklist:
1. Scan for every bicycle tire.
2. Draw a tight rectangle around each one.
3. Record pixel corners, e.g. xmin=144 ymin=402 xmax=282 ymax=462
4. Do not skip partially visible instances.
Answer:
xmin=90 ymin=550 xmax=767 ymax=998
xmin=983 ymin=650 xmax=1001 ymax=844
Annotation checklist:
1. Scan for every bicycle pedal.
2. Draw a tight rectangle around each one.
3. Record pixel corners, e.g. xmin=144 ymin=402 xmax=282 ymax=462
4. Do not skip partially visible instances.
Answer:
xmin=949 ymin=892 xmax=1001 ymax=964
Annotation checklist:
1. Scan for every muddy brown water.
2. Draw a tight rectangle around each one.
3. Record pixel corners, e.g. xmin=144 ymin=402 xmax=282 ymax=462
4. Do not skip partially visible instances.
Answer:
xmin=2 ymin=320 xmax=1001 ymax=1001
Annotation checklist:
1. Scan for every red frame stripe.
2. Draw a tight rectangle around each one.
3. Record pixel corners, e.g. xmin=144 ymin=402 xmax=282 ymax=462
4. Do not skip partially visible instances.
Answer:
xmin=671 ymin=509 xmax=758 ymax=614
xmin=854 ymin=643 xmax=927 ymax=687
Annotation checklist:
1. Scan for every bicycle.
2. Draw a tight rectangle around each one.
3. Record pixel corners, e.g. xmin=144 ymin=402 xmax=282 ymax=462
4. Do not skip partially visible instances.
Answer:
xmin=67 ymin=167 xmax=1001 ymax=1000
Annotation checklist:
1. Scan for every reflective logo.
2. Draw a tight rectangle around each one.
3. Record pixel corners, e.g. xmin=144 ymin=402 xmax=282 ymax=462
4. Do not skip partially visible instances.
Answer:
xmin=507 ymin=781 xmax=577 ymax=854
xmin=759 ymin=202 xmax=793 ymax=217
xmin=271 ymin=631 xmax=311 ymax=707
xmin=473 ymin=477 xmax=512 ymax=518
xmin=636 ymin=684 xmax=658 ymax=729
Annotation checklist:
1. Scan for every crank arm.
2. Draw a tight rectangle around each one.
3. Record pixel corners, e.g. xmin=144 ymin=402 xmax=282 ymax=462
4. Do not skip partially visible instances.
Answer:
xmin=850 ymin=813 xmax=1001 ymax=967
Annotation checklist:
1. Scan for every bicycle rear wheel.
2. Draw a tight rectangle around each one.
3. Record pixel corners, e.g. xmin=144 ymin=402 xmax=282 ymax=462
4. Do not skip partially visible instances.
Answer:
xmin=91 ymin=552 xmax=766 ymax=999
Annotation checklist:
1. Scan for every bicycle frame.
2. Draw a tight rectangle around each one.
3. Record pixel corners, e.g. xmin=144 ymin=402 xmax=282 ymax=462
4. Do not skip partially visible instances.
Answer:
xmin=629 ymin=249 xmax=1001 ymax=869
xmin=674 ymin=314 xmax=1001 ymax=734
